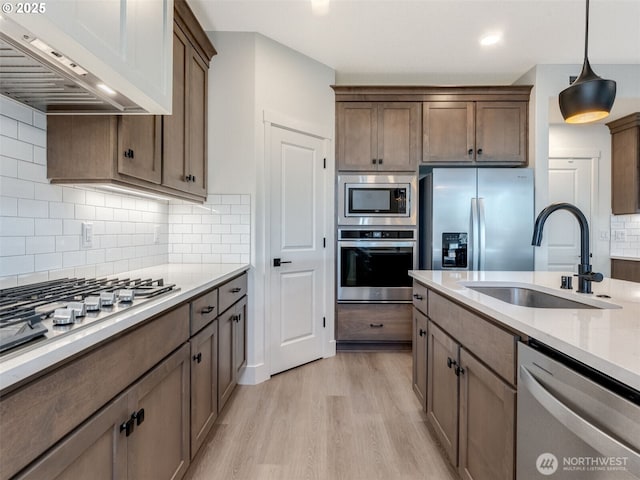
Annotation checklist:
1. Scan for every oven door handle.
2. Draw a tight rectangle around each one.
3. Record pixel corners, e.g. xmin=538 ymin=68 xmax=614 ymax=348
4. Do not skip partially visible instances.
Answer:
xmin=520 ymin=366 xmax=640 ymax=474
xmin=338 ymin=241 xmax=416 ymax=248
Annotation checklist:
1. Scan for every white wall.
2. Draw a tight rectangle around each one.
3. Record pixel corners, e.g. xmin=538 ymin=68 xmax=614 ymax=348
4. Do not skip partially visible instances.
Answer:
xmin=207 ymin=32 xmax=335 ymax=385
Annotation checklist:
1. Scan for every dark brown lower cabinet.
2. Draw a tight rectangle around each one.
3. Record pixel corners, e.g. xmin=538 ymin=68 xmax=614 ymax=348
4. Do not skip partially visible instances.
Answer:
xmin=218 ymin=296 xmax=247 ymax=413
xmin=16 ymin=344 xmax=190 ymax=480
xmin=412 ymin=308 xmax=428 ymax=410
xmin=458 ymin=348 xmax=515 ymax=480
xmin=190 ymin=320 xmax=218 ymax=459
xmin=427 ymin=321 xmax=459 ymax=466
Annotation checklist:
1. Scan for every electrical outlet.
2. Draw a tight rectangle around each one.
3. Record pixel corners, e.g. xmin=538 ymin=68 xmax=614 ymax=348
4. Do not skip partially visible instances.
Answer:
xmin=614 ymin=230 xmax=626 ymax=242
xmin=81 ymin=222 xmax=93 ymax=248
xmin=153 ymin=225 xmax=161 ymax=244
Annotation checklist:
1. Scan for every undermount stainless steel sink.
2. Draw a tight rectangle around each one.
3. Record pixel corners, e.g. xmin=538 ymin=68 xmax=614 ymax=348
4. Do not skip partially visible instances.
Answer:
xmin=460 ymin=282 xmax=620 ymax=310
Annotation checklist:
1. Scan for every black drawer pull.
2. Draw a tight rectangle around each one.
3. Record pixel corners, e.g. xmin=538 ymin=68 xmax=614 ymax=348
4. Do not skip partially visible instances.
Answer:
xmin=123 ymin=149 xmax=134 ymax=159
xmin=455 ymin=366 xmax=465 ymax=376
xmin=419 ymin=328 xmax=426 ymax=337
xmin=412 ymin=294 xmax=423 ymax=300
xmin=133 ymin=408 xmax=145 ymax=426
xmin=468 ymin=148 xmax=473 ymax=155
xmin=369 ymin=323 xmax=384 ymax=328
xmin=447 ymin=357 xmax=457 ymax=369
xmin=477 ymin=148 xmax=483 ymax=155
xmin=201 ymin=305 xmax=215 ymax=314
xmin=193 ymin=352 xmax=202 ymax=363
xmin=230 ymin=287 xmax=242 ymax=293
xmin=120 ymin=418 xmax=134 ymax=437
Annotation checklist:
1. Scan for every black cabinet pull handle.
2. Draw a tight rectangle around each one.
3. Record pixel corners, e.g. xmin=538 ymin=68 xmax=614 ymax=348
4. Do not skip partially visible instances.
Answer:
xmin=120 ymin=417 xmax=134 ymax=437
xmin=133 ymin=408 xmax=145 ymax=426
xmin=372 ymin=159 xmax=377 ymax=165
xmin=378 ymin=158 xmax=383 ymax=164
xmin=412 ymin=294 xmax=423 ymax=300
xmin=230 ymin=287 xmax=242 ymax=293
xmin=369 ymin=323 xmax=384 ymax=328
xmin=468 ymin=148 xmax=473 ymax=155
xmin=201 ymin=306 xmax=215 ymax=314
xmin=193 ymin=352 xmax=202 ymax=363
xmin=419 ymin=328 xmax=426 ymax=337
xmin=477 ymin=148 xmax=483 ymax=155
xmin=192 ymin=175 xmax=196 ymax=182
xmin=124 ymin=149 xmax=134 ymax=159
xmin=447 ymin=357 xmax=457 ymax=369
xmin=455 ymin=366 xmax=465 ymax=376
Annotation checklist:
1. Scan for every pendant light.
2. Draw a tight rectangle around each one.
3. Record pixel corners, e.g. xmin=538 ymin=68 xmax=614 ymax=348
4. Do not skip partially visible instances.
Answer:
xmin=558 ymin=0 xmax=616 ymax=124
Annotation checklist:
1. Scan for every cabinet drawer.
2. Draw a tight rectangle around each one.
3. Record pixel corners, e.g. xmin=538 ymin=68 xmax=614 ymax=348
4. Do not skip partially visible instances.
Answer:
xmin=218 ymin=273 xmax=247 ymax=314
xmin=0 ymin=304 xmax=189 ymax=480
xmin=412 ymin=281 xmax=428 ymax=314
xmin=428 ymin=291 xmax=517 ymax=384
xmin=337 ymin=303 xmax=411 ymax=341
xmin=190 ymin=288 xmax=218 ymax=334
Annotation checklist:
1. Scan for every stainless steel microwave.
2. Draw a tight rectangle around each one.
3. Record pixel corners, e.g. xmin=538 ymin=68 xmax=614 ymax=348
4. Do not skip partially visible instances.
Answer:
xmin=337 ymin=174 xmax=417 ymax=226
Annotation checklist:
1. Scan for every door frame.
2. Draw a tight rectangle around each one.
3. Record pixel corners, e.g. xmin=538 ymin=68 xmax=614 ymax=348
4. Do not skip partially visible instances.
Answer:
xmin=262 ymin=109 xmax=336 ymax=377
xmin=547 ymin=147 xmax=600 ymax=271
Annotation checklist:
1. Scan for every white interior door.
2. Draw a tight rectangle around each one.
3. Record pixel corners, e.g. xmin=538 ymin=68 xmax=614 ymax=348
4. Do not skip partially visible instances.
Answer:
xmin=269 ymin=126 xmax=326 ymax=375
xmin=547 ymin=158 xmax=592 ymax=272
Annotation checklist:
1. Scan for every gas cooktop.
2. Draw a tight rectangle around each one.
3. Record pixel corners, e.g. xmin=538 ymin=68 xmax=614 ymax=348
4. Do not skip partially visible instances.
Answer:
xmin=0 ymin=277 xmax=178 ymax=355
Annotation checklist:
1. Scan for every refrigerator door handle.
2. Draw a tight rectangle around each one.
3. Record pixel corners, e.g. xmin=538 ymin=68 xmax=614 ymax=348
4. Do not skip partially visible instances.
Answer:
xmin=471 ymin=197 xmax=479 ymax=270
xmin=478 ymin=197 xmax=486 ymax=271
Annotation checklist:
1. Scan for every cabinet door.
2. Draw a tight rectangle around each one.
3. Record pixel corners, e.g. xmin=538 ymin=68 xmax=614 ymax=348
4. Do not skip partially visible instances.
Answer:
xmin=475 ymin=102 xmax=526 ymax=164
xmin=337 ymin=102 xmax=378 ymax=171
xmin=611 ymin=125 xmax=640 ymax=214
xmin=190 ymin=320 xmax=218 ymax=459
xmin=427 ymin=321 xmax=459 ymax=466
xmin=458 ymin=349 xmax=515 ymax=480
xmin=412 ymin=308 xmax=428 ymax=411
xmin=377 ymin=102 xmax=421 ymax=171
xmin=233 ymin=297 xmax=248 ymax=381
xmin=218 ymin=306 xmax=236 ymax=413
xmin=128 ymin=344 xmax=190 ymax=480
xmin=162 ymin=25 xmax=189 ymax=192
xmin=423 ymin=102 xmax=475 ymax=163
xmin=186 ymin=48 xmax=208 ymax=196
xmin=15 ymin=395 xmax=128 ymax=480
xmin=117 ymin=115 xmax=162 ymax=184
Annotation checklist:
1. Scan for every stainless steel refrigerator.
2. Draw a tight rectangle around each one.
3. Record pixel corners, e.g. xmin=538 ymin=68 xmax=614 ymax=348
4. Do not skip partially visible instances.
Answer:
xmin=419 ymin=168 xmax=534 ymax=270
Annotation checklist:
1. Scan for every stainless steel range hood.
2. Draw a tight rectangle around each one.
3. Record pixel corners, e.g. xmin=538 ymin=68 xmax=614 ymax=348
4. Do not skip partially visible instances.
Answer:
xmin=0 ymin=0 xmax=173 ymax=116
xmin=0 ymin=30 xmax=145 ymax=114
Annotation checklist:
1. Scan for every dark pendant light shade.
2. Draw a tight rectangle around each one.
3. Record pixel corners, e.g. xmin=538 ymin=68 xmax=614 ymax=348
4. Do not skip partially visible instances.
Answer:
xmin=558 ymin=0 xmax=616 ymax=124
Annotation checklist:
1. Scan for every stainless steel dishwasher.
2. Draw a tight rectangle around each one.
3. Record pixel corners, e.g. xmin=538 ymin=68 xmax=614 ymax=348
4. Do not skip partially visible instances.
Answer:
xmin=517 ymin=340 xmax=640 ymax=479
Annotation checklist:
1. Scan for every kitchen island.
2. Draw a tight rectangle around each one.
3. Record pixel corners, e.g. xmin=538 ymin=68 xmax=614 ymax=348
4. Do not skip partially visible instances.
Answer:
xmin=409 ymin=270 xmax=640 ymax=390
xmin=409 ymin=270 xmax=640 ymax=480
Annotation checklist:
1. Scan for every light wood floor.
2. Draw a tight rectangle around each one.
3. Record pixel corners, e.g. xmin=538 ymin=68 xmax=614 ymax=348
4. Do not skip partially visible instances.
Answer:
xmin=184 ymin=352 xmax=458 ymax=480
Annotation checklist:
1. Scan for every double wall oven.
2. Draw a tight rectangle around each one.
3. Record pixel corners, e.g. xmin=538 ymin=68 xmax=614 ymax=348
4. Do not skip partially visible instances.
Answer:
xmin=337 ymin=174 xmax=418 ymax=303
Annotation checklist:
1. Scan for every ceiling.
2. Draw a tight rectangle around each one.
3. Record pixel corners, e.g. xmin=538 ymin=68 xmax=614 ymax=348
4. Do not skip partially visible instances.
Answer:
xmin=188 ymin=0 xmax=640 ymax=122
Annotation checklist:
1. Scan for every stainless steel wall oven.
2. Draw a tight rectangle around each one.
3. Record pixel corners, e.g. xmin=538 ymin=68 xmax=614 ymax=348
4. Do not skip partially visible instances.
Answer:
xmin=337 ymin=229 xmax=417 ymax=302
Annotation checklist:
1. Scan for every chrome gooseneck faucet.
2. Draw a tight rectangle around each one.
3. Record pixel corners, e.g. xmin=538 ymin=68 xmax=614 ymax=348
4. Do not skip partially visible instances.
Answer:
xmin=531 ymin=202 xmax=603 ymax=293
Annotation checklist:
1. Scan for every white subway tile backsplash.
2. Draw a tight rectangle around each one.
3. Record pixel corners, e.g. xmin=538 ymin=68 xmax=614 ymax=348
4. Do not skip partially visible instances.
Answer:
xmin=1 ymin=95 xmax=250 ymax=282
xmin=0 ymin=115 xmax=18 ymax=138
xmin=18 ymin=198 xmax=48 ymax=218
xmin=0 ymin=136 xmax=33 ymax=162
xmin=0 ymin=237 xmax=25 ymax=256
xmin=17 ymin=123 xmax=46 ymax=147
xmin=610 ymin=214 xmax=640 ymax=259
xmin=0 ymin=155 xmax=18 ymax=177
xmin=26 ymin=236 xmax=55 ymax=254
xmin=35 ymin=218 xmax=62 ymax=236
xmin=0 ymin=96 xmax=33 ymax=124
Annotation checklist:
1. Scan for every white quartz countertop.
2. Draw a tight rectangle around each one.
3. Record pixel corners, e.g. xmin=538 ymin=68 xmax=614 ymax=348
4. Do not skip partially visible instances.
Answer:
xmin=0 ymin=263 xmax=250 ymax=393
xmin=409 ymin=270 xmax=640 ymax=391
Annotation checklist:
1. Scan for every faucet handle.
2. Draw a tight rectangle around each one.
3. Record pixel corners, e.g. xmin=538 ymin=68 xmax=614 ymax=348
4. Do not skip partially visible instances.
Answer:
xmin=574 ymin=272 xmax=604 ymax=282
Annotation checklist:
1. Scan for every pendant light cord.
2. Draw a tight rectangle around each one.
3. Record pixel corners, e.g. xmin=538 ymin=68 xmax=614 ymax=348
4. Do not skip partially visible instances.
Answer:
xmin=584 ymin=0 xmax=590 ymax=62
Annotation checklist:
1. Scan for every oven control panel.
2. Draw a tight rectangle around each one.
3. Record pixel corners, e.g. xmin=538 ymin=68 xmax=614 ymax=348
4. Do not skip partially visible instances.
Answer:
xmin=339 ymin=229 xmax=416 ymax=240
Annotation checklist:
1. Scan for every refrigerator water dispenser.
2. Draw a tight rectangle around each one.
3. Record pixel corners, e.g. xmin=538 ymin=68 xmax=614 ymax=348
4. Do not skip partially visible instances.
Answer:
xmin=442 ymin=232 xmax=468 ymax=268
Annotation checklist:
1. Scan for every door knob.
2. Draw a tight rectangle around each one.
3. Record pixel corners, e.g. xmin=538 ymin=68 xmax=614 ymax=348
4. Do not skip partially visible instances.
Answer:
xmin=273 ymin=258 xmax=292 ymax=267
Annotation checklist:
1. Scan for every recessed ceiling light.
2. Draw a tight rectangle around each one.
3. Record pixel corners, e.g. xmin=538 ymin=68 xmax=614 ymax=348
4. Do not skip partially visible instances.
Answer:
xmin=311 ymin=0 xmax=329 ymax=16
xmin=480 ymin=32 xmax=502 ymax=46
